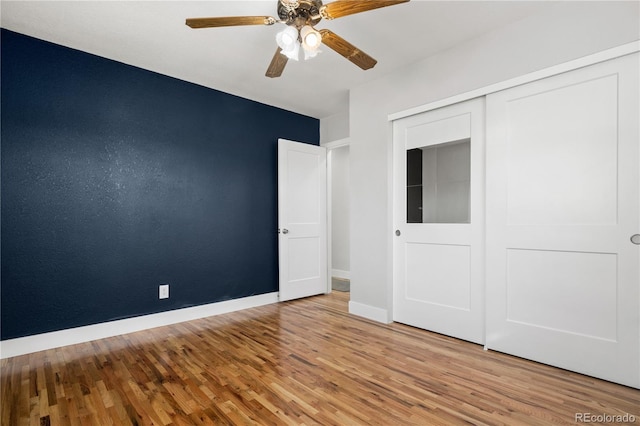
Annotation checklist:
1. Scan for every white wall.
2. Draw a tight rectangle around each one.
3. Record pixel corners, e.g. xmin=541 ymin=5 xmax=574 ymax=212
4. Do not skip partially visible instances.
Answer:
xmin=331 ymin=145 xmax=350 ymax=276
xmin=347 ymin=1 xmax=640 ymax=320
xmin=320 ymin=105 xmax=349 ymax=144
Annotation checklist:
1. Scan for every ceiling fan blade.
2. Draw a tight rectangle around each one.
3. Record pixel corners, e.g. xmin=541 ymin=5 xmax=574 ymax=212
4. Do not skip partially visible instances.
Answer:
xmin=319 ymin=29 xmax=377 ymax=70
xmin=186 ymin=16 xmax=276 ymax=29
xmin=266 ymin=47 xmax=289 ymax=78
xmin=320 ymin=0 xmax=409 ymax=20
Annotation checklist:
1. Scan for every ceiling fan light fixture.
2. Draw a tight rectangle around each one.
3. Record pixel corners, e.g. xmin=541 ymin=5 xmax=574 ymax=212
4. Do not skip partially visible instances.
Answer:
xmin=277 ymin=26 xmax=298 ymax=47
xmin=303 ymin=47 xmax=320 ymax=60
xmin=276 ymin=26 xmax=301 ymax=61
xmin=300 ymin=25 xmax=321 ymax=49
xmin=283 ymin=42 xmax=300 ymax=61
xmin=300 ymin=25 xmax=321 ymax=60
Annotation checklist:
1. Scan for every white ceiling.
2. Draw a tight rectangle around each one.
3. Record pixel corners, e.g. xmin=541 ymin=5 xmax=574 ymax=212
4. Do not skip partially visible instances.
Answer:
xmin=1 ymin=1 xmax=553 ymax=118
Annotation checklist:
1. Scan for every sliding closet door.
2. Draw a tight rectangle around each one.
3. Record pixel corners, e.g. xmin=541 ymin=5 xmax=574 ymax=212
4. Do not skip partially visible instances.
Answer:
xmin=485 ymin=53 xmax=639 ymax=388
xmin=393 ymin=98 xmax=485 ymax=344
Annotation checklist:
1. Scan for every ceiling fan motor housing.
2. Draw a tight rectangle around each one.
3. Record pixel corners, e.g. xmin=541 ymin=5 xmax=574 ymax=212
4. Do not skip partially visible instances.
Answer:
xmin=278 ymin=0 xmax=323 ymax=27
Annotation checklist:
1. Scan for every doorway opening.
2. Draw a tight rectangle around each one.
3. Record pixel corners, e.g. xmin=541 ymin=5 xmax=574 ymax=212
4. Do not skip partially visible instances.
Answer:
xmin=327 ymin=141 xmax=350 ymax=295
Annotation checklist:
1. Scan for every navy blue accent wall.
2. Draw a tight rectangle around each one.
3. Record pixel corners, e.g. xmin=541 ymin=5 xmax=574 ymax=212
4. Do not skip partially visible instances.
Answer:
xmin=0 ymin=29 xmax=319 ymax=340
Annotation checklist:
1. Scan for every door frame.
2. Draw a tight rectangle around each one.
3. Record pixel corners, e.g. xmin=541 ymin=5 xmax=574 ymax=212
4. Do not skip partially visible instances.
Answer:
xmin=323 ymin=137 xmax=350 ymax=294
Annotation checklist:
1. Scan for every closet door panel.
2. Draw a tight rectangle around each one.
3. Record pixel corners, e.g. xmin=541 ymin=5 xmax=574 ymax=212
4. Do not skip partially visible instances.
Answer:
xmin=393 ymin=98 xmax=485 ymax=345
xmin=485 ymin=53 xmax=639 ymax=388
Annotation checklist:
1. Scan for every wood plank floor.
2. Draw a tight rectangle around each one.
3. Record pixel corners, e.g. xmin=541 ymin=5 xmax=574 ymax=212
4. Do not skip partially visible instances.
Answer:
xmin=2 ymin=291 xmax=639 ymax=425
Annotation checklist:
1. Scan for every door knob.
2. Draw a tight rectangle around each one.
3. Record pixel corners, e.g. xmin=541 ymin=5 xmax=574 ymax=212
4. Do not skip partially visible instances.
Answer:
xmin=631 ymin=234 xmax=640 ymax=245
xmin=282 ymin=228 xmax=289 ymax=234
xmin=395 ymin=230 xmax=401 ymax=236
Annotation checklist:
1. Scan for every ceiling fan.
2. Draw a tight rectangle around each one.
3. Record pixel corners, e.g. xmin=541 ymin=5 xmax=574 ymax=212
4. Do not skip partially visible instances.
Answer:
xmin=186 ymin=0 xmax=410 ymax=78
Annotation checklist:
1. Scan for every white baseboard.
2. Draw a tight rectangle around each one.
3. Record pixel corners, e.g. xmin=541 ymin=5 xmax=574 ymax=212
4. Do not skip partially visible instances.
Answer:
xmin=348 ymin=300 xmax=390 ymax=324
xmin=331 ymin=269 xmax=350 ymax=280
xmin=0 ymin=292 xmax=279 ymax=359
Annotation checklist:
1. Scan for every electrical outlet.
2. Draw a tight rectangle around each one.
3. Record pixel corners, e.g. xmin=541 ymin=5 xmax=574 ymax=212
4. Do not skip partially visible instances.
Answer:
xmin=159 ymin=284 xmax=169 ymax=299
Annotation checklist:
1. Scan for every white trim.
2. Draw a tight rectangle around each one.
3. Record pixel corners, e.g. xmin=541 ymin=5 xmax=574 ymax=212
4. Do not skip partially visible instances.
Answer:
xmin=0 ymin=292 xmax=279 ymax=359
xmin=389 ymin=41 xmax=640 ymax=122
xmin=327 ymin=147 xmax=334 ymax=294
xmin=322 ymin=137 xmax=350 ymax=150
xmin=331 ymin=269 xmax=350 ymax=280
xmin=386 ymin=121 xmax=395 ymax=322
xmin=349 ymin=301 xmax=390 ymax=324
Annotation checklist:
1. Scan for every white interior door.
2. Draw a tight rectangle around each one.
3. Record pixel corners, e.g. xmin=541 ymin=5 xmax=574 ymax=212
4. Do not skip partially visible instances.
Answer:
xmin=485 ymin=53 xmax=640 ymax=388
xmin=278 ymin=139 xmax=327 ymax=302
xmin=393 ymin=98 xmax=485 ymax=344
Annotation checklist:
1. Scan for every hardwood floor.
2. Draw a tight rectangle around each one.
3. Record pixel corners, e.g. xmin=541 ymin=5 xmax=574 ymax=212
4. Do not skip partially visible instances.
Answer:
xmin=2 ymin=291 xmax=639 ymax=425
